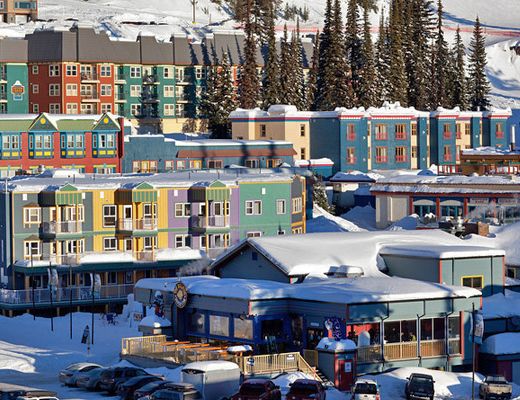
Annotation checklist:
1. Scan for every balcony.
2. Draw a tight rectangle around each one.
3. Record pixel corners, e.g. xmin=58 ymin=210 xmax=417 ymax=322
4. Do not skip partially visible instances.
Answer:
xmin=357 ymin=339 xmax=460 ymax=363
xmin=81 ymin=92 xmax=99 ymax=102
xmin=143 ymin=75 xmax=159 ymax=85
xmin=135 ymin=250 xmax=155 ymax=262
xmin=115 ymin=92 xmax=126 ymax=102
xmin=49 ymin=253 xmax=82 ymax=266
xmin=190 ymin=215 xmax=229 ymax=231
xmin=117 ymin=218 xmax=158 ymax=232
xmin=0 ymin=284 xmax=134 ymax=307
xmin=81 ymin=72 xmax=99 ymax=82
xmin=115 ymin=73 xmax=126 ymax=83
xmin=41 ymin=221 xmax=83 ymax=236
xmin=141 ymin=95 xmax=159 ymax=103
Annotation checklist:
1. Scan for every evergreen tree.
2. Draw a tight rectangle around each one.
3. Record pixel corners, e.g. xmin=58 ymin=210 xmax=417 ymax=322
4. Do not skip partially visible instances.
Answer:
xmin=387 ymin=0 xmax=408 ymax=105
xmin=451 ymin=26 xmax=469 ymax=109
xmin=431 ymin=0 xmax=452 ymax=107
xmin=292 ymin=19 xmax=307 ymax=110
xmin=357 ymin=2 xmax=377 ymax=107
xmin=238 ymin=0 xmax=260 ymax=109
xmin=262 ymin=1 xmax=281 ymax=108
xmin=306 ymin=32 xmax=320 ymax=110
xmin=279 ymin=24 xmax=296 ymax=104
xmin=314 ymin=0 xmax=333 ymax=110
xmin=313 ymin=180 xmax=335 ymax=214
xmin=200 ymin=53 xmax=237 ymax=138
xmin=468 ymin=16 xmax=491 ymax=110
xmin=374 ymin=12 xmax=390 ymax=105
xmin=345 ymin=0 xmax=362 ymax=100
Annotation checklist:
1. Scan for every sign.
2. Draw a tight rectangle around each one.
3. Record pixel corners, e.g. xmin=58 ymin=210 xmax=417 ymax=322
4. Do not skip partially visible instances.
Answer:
xmin=469 ymin=198 xmax=489 ymax=205
xmin=470 ymin=310 xmax=484 ymax=345
xmin=247 ymin=357 xmax=255 ymax=366
xmin=11 ymin=80 xmax=25 ymax=101
xmin=344 ymin=361 xmax=352 ymax=373
xmin=133 ymin=312 xmax=143 ymax=322
xmin=286 ymin=354 xmax=295 ymax=362
xmin=498 ymin=198 xmax=518 ymax=205
xmin=81 ymin=325 xmax=90 ymax=344
xmin=173 ymin=282 xmax=188 ymax=309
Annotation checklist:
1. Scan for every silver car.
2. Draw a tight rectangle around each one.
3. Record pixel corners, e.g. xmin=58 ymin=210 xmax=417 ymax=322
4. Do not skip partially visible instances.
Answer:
xmin=352 ymin=379 xmax=381 ymax=400
xmin=58 ymin=362 xmax=102 ymax=386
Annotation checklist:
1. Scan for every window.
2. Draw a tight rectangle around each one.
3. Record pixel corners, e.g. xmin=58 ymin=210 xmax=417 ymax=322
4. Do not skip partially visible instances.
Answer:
xmin=292 ymin=197 xmax=303 ymax=214
xmin=300 ymin=148 xmax=306 ymax=160
xmin=246 ymin=231 xmax=262 ymax=238
xmin=465 ymin=124 xmax=471 ymax=136
xmin=245 ymin=200 xmax=262 ymax=215
xmin=195 ymin=66 xmax=206 ymax=80
xmin=207 ymin=160 xmax=223 ymax=169
xmin=131 ymin=104 xmax=141 ymax=116
xmin=163 ymin=67 xmax=173 ymax=79
xmin=164 ymin=104 xmax=175 ymax=116
xmin=103 ymin=205 xmax=116 ymax=227
xmin=66 ymin=65 xmax=77 ymax=76
xmin=395 ymin=146 xmax=407 ymax=163
xmin=347 ymin=124 xmax=356 ymax=140
xmin=189 ymin=311 xmax=206 ymax=334
xmin=347 ymin=147 xmax=356 ymax=164
xmin=266 ymin=158 xmax=282 ymax=168
xmin=32 ymin=65 xmax=39 ymax=75
xmin=103 ymin=237 xmax=117 ymax=251
xmin=100 ymin=84 xmax=112 ymax=96
xmin=64 ymin=103 xmax=77 ymax=114
xmin=276 ymin=199 xmax=286 ymax=215
xmin=375 ymin=146 xmax=388 ymax=163
xmin=292 ymin=227 xmax=304 ymax=234
xmin=420 ymin=317 xmax=446 ymax=341
xmin=49 ymin=64 xmax=60 ymax=77
xmin=456 ymin=144 xmax=461 ymax=161
xmin=443 ymin=145 xmax=452 ymax=162
xmin=49 ymin=103 xmax=60 ymax=114
xmin=24 ymin=240 xmax=41 ymax=259
xmin=175 ymin=67 xmax=185 ymax=82
xmin=456 ymin=123 xmax=463 ymax=139
xmin=107 ymin=271 xmax=117 ymax=285
xmin=143 ymin=236 xmax=156 ymax=250
xmin=411 ymin=123 xmax=417 ymax=136
xmin=175 ymin=234 xmax=191 ymax=248
xmin=176 ymin=160 xmax=186 ymax=170
xmin=209 ymin=315 xmax=229 ymax=337
xmin=49 ymin=84 xmax=60 ymax=96
xmin=300 ymin=124 xmax=306 ymax=137
xmin=175 ymin=103 xmax=185 ymax=117
xmin=375 ymin=124 xmax=388 ymax=140
xmin=2 ymin=134 xmax=19 ymax=150
xmin=80 ymin=103 xmax=95 ymax=114
xmin=130 ymin=85 xmax=141 ymax=97
xmin=101 ymin=104 xmax=112 ymax=114
xmin=100 ymin=65 xmax=111 ymax=77
xmin=234 ymin=318 xmax=253 ymax=340
xmin=496 ymin=122 xmax=504 ymax=138
xmin=443 ymin=123 xmax=451 ymax=139
xmin=130 ymin=66 xmax=141 ymax=78
xmin=411 ymin=146 xmax=418 ymax=158
xmin=32 ymin=104 xmax=39 ymax=113
xmin=164 ymin=85 xmax=175 ymax=97
xmin=462 ymin=276 xmax=483 ymax=289
xmin=23 ymin=207 xmax=41 ymax=224
xmin=175 ymin=203 xmax=191 ymax=217
xmin=260 ymin=124 xmax=266 ymax=137
xmin=245 ymin=159 xmax=259 ymax=168
xmin=395 ymin=124 xmax=407 ymax=140
xmin=32 ymin=84 xmax=39 ymax=94
xmin=66 ymin=84 xmax=78 ymax=96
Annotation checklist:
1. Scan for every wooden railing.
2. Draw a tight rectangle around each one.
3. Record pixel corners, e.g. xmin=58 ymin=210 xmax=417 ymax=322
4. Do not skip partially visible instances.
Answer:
xmin=357 ymin=345 xmax=382 ymax=363
xmin=121 ymin=335 xmax=166 ymax=356
xmin=385 ymin=342 xmax=418 ymax=360
xmin=303 ymin=349 xmax=318 ymax=368
xmin=420 ymin=340 xmax=445 ymax=357
xmin=358 ymin=339 xmax=450 ymax=363
xmin=236 ymin=352 xmax=320 ymax=381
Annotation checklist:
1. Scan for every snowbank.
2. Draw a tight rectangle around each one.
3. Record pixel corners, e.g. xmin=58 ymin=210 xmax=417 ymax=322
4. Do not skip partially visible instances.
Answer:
xmin=316 ymin=338 xmax=356 ymax=352
xmin=308 ymin=205 xmax=366 ymax=233
xmin=482 ymin=332 xmax=520 ymax=355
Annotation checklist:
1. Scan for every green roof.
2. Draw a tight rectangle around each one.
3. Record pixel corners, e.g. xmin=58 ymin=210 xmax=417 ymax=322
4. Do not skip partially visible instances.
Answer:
xmin=57 ymin=120 xmax=96 ymax=131
xmin=0 ymin=119 xmax=33 ymax=131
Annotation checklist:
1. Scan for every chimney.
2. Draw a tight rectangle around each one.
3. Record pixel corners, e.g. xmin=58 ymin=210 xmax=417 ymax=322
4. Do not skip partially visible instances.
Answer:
xmin=511 ymin=125 xmax=516 ymax=152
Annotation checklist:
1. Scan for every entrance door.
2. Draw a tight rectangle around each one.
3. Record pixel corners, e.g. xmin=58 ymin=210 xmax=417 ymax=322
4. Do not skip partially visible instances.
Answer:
xmin=123 ymin=205 xmax=132 ymax=230
xmin=337 ymin=357 xmax=355 ymax=391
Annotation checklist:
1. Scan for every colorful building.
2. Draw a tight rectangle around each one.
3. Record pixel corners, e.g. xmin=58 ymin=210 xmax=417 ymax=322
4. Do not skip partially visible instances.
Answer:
xmin=231 ymin=103 xmax=513 ymax=174
xmin=122 ymin=134 xmax=297 ymax=173
xmin=0 ymin=0 xmax=37 ymax=23
xmin=0 ymin=37 xmax=29 ymax=114
xmin=438 ymin=146 xmax=520 ymax=175
xmin=0 ymin=169 xmax=306 ymax=313
xmin=371 ymin=175 xmax=520 ymax=228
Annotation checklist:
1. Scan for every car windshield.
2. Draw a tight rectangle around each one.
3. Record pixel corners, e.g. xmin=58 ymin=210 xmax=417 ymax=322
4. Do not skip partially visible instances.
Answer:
xmin=487 ymin=376 xmax=507 ymax=383
xmin=239 ymin=384 xmax=266 ymax=395
xmin=411 ymin=377 xmax=433 ymax=389
xmin=289 ymin=383 xmax=317 ymax=394
xmin=354 ymin=383 xmax=378 ymax=394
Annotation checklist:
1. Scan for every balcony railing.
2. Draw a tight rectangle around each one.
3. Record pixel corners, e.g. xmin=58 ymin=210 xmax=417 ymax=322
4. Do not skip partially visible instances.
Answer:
xmin=0 ymin=284 xmax=134 ymax=306
xmin=357 ymin=339 xmax=459 ymax=363
xmin=49 ymin=254 xmax=83 ymax=266
xmin=143 ymin=75 xmax=158 ymax=84
xmin=81 ymin=72 xmax=98 ymax=81
xmin=81 ymin=92 xmax=99 ymax=100
xmin=135 ymin=250 xmax=155 ymax=262
xmin=118 ymin=218 xmax=157 ymax=231
xmin=191 ymin=215 xmax=229 ymax=229
xmin=41 ymin=221 xmax=83 ymax=235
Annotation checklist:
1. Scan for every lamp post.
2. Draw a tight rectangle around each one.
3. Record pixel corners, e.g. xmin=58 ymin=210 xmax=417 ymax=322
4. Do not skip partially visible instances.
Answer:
xmin=69 ymin=263 xmax=73 ymax=339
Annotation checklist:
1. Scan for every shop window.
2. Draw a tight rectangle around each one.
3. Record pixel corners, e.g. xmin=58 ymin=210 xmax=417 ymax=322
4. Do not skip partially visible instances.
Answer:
xmin=209 ymin=315 xmax=229 ymax=337
xmin=189 ymin=311 xmax=206 ymax=334
xmin=234 ymin=318 xmax=253 ymax=340
xmin=420 ymin=317 xmax=445 ymax=341
xmin=207 ymin=160 xmax=223 ymax=169
xmin=261 ymin=319 xmax=284 ymax=339
xmin=245 ymin=159 xmax=260 ymax=168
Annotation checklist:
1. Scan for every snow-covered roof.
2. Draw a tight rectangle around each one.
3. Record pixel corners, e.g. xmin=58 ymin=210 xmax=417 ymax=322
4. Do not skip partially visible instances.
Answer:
xmin=462 ymin=146 xmax=520 ymax=156
xmin=182 ymin=361 xmax=240 ymax=373
xmin=482 ymin=289 xmax=520 ymax=319
xmin=125 ymin=133 xmax=292 ymax=147
xmin=294 ymin=158 xmax=334 ymax=167
xmin=139 ymin=314 xmax=171 ymax=328
xmin=316 ymin=338 xmax=356 ymax=352
xmin=215 ymin=231 xmax=499 ymax=278
xmin=135 ymin=275 xmax=481 ymax=304
xmin=1 ymin=169 xmax=297 ymax=192
xmin=330 ymin=171 xmax=381 ymax=182
xmin=481 ymin=332 xmax=520 ymax=355
xmin=380 ymin=244 xmax=505 ymax=259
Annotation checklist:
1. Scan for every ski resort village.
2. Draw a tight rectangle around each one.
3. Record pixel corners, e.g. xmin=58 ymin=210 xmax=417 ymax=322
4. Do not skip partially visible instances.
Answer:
xmin=4 ymin=0 xmax=520 ymax=399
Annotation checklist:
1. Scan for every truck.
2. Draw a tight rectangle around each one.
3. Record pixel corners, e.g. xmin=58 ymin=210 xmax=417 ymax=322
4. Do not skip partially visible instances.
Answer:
xmin=181 ymin=361 xmax=241 ymax=400
xmin=479 ymin=375 xmax=512 ymax=400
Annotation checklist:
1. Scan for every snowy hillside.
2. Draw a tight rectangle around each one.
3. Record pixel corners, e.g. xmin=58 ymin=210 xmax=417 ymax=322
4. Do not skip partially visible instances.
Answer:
xmin=3 ymin=0 xmax=520 ymax=106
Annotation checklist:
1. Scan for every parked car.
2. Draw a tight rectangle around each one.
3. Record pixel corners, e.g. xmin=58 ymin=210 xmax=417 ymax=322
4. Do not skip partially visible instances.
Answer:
xmin=133 ymin=380 xmax=174 ymax=400
xmin=0 ymin=383 xmax=57 ymax=400
xmin=76 ymin=367 xmax=109 ymax=391
xmin=99 ymin=367 xmax=149 ymax=394
xmin=58 ymin=362 xmax=102 ymax=387
xmin=230 ymin=379 xmax=282 ymax=400
xmin=405 ymin=373 xmax=435 ymax=400
xmin=118 ymin=375 xmax=164 ymax=400
xmin=286 ymin=379 xmax=326 ymax=400
xmin=15 ymin=397 xmax=59 ymax=400
xmin=352 ymin=379 xmax=380 ymax=400
xmin=479 ymin=375 xmax=512 ymax=400
xmin=149 ymin=384 xmax=202 ymax=400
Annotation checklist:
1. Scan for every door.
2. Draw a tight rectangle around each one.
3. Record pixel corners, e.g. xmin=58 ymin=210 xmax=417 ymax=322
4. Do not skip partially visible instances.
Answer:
xmin=123 ymin=205 xmax=132 ymax=230
xmin=337 ymin=357 xmax=355 ymax=392
xmin=513 ymin=361 xmax=520 ymax=385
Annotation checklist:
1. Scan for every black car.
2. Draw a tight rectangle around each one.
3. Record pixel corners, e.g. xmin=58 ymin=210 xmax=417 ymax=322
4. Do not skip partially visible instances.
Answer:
xmin=118 ymin=375 xmax=163 ymax=400
xmin=99 ymin=367 xmax=149 ymax=394
xmin=133 ymin=381 xmax=175 ymax=400
xmin=405 ymin=373 xmax=435 ymax=400
xmin=150 ymin=386 xmax=202 ymax=400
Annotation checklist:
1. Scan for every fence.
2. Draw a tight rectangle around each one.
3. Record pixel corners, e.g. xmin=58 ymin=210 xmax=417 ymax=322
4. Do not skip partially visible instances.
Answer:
xmin=357 ymin=339 xmax=458 ymax=363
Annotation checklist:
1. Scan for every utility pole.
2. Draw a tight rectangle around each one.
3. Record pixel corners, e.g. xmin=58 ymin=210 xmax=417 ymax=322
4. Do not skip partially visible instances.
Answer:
xmin=471 ymin=303 xmax=475 ymax=400
xmin=191 ymin=0 xmax=198 ymax=24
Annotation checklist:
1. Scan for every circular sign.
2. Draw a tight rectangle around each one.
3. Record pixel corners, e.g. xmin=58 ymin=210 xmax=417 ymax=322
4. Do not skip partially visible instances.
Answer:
xmin=173 ymin=282 xmax=188 ymax=309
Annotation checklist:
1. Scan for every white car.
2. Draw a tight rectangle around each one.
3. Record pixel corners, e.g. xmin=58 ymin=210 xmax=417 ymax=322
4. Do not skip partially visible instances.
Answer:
xmin=58 ymin=362 xmax=102 ymax=386
xmin=352 ymin=379 xmax=381 ymax=400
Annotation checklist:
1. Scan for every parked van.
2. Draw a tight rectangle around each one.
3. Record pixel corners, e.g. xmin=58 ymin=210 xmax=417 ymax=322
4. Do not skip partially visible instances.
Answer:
xmin=181 ymin=361 xmax=241 ymax=400
xmin=0 ymin=383 xmax=57 ymax=400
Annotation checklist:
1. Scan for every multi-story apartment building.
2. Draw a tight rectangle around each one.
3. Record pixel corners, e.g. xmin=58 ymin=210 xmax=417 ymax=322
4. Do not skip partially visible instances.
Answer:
xmin=20 ymin=26 xmax=313 ymax=133
xmin=0 ymin=169 xmax=306 ymax=313
xmin=231 ymin=103 xmax=512 ymax=173
xmin=0 ymin=37 xmax=29 ymax=114
xmin=0 ymin=112 xmax=124 ymax=177
xmin=0 ymin=0 xmax=37 ymax=23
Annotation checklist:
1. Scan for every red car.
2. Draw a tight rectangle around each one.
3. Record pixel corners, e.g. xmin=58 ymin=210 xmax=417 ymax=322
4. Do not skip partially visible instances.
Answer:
xmin=286 ymin=379 xmax=326 ymax=400
xmin=231 ymin=379 xmax=281 ymax=400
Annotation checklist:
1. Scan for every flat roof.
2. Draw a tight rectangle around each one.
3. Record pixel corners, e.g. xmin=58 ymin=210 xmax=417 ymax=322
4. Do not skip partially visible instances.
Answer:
xmin=380 ymin=244 xmax=505 ymax=259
